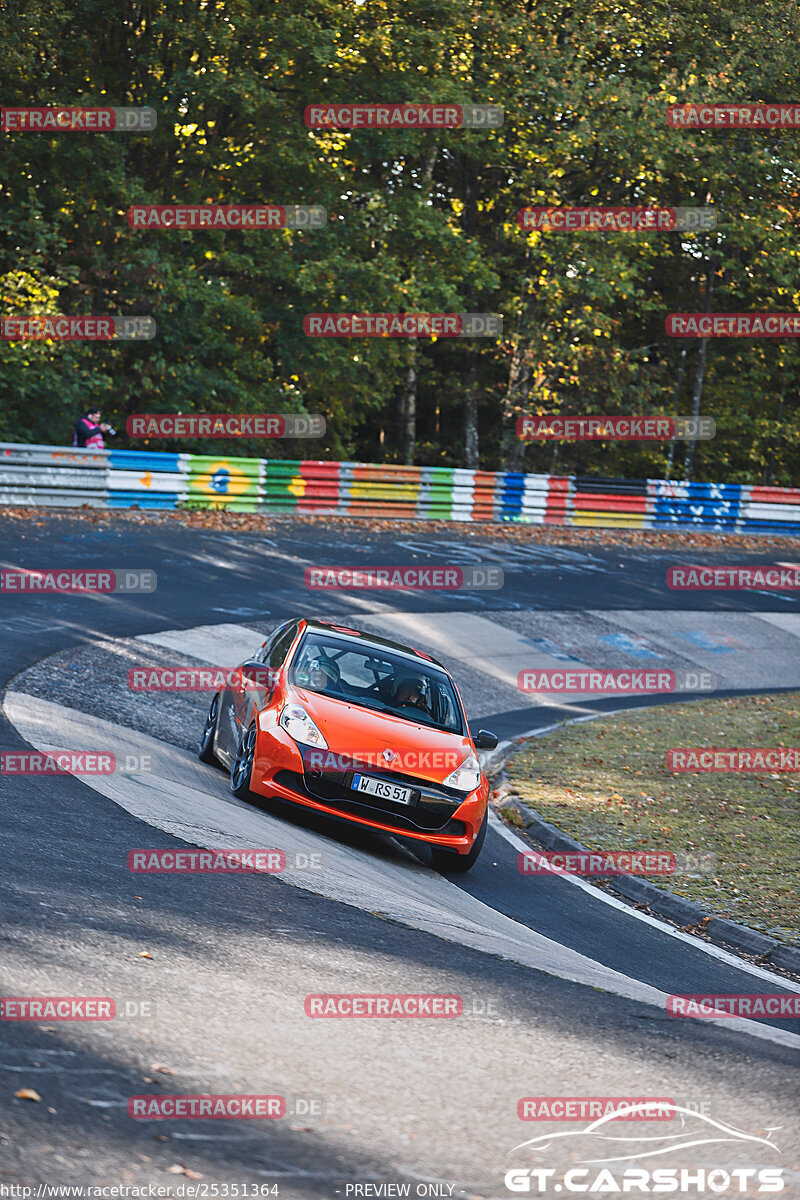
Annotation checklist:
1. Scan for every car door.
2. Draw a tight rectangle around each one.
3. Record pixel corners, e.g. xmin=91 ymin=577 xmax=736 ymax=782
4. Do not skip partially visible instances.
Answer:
xmin=216 ymin=622 xmax=294 ymax=763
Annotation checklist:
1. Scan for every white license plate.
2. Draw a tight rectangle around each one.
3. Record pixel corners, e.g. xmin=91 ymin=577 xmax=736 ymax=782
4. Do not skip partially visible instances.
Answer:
xmin=351 ymin=774 xmax=414 ymax=805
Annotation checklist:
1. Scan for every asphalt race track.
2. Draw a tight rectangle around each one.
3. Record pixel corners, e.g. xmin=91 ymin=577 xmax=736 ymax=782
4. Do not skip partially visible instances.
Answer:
xmin=1 ymin=513 xmax=799 ymax=1197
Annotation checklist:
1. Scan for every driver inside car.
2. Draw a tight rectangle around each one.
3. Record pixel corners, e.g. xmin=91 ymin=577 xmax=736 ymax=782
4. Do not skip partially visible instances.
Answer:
xmin=307 ymin=658 xmax=342 ymax=694
xmin=393 ymin=675 xmax=430 ymax=714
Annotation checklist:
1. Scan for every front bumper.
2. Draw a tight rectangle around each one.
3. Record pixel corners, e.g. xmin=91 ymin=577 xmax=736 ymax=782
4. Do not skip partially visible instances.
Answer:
xmin=252 ymin=736 xmax=485 ymax=851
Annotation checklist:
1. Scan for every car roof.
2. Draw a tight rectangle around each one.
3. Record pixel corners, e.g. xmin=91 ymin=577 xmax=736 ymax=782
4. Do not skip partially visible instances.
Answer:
xmin=300 ymin=618 xmax=449 ymax=674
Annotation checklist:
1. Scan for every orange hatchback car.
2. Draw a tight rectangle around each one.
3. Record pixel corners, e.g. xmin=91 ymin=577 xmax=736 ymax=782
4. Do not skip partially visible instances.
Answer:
xmin=198 ymin=618 xmax=498 ymax=872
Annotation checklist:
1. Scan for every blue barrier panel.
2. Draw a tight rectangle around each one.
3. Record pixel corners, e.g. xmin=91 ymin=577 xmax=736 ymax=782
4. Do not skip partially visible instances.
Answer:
xmin=109 ymin=449 xmax=183 ymax=473
xmin=107 ymin=491 xmax=179 ymax=510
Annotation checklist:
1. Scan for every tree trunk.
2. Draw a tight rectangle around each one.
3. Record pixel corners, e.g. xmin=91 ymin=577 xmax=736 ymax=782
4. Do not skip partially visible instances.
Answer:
xmin=501 ymin=244 xmax=535 ymax=471
xmin=683 ymin=264 xmax=715 ymax=480
xmin=763 ymin=395 xmax=784 ymax=485
xmin=403 ymin=338 xmax=417 ymax=465
xmin=665 ymin=343 xmax=688 ymax=478
xmin=463 ymin=355 xmax=479 ymax=468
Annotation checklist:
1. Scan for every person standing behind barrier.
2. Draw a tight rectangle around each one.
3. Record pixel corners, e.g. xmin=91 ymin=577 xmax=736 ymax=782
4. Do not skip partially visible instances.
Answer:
xmin=73 ymin=408 xmax=112 ymax=449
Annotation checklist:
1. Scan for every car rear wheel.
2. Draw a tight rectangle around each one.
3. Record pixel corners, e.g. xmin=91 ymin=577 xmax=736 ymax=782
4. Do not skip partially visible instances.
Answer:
xmin=230 ymin=721 xmax=257 ymax=799
xmin=430 ymin=809 xmax=488 ymax=874
xmin=198 ymin=693 xmax=220 ymax=765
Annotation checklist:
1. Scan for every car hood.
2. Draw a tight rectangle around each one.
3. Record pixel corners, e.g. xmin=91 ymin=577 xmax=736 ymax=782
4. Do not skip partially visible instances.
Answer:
xmin=290 ymin=686 xmax=474 ymax=785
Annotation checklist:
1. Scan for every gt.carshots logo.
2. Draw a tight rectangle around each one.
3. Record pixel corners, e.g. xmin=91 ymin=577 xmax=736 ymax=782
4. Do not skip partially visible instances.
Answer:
xmin=128 ymin=1095 xmax=285 ymax=1119
xmin=2 ymin=316 xmax=155 ymax=340
xmin=667 ymin=565 xmax=800 ymax=591
xmin=127 ymin=205 xmax=326 ymax=230
xmin=667 ymin=748 xmax=799 ymax=772
xmin=517 ymin=669 xmax=716 ymax=694
xmin=304 ymin=313 xmax=502 ymax=337
xmin=304 ymin=566 xmax=503 ymax=590
xmin=518 ymin=851 xmax=676 ymax=876
xmin=304 ymin=102 xmax=503 ymax=129
xmin=517 ymin=206 xmax=716 ymax=232
xmin=1 ymin=568 xmax=156 ymax=593
xmin=505 ymin=1104 xmax=786 ymax=1193
xmin=517 ymin=415 xmax=715 ymax=441
xmin=305 ymin=994 xmax=462 ymax=1017
xmin=126 ymin=414 xmax=325 ymax=438
xmin=1 ymin=106 xmax=156 ymax=131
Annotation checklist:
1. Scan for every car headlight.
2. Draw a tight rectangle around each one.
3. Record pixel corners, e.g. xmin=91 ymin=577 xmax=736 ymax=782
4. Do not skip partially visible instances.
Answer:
xmin=443 ymin=753 xmax=481 ymax=793
xmin=279 ymin=703 xmax=328 ymax=748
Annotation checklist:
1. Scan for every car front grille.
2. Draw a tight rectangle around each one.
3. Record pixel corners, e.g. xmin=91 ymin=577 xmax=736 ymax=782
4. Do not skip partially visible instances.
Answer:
xmin=272 ymin=756 xmax=468 ymax=836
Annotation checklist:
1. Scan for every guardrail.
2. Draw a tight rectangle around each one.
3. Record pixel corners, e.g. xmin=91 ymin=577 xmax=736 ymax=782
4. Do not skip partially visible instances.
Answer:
xmin=1 ymin=443 xmax=798 ymax=534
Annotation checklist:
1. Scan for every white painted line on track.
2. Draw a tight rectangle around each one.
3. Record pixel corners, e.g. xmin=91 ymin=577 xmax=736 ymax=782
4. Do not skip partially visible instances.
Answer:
xmin=138 ymin=623 xmax=265 ymax=666
xmin=488 ymin=812 xmax=800 ymax=992
xmin=5 ymin=690 xmax=800 ymax=1049
xmin=753 ymin=612 xmax=800 ymax=638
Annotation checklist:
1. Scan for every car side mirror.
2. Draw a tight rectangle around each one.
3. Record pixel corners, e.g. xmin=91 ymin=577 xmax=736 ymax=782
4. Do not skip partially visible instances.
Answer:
xmin=474 ymin=729 xmax=498 ymax=750
xmin=240 ymin=662 xmax=277 ymax=694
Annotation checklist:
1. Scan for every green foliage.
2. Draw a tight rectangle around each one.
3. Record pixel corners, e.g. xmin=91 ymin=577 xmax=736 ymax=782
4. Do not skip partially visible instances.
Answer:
xmin=1 ymin=0 xmax=798 ymax=482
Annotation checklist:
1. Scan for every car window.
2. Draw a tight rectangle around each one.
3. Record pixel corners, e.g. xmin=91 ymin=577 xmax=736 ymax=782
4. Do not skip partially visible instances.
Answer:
xmin=290 ymin=631 xmax=463 ymax=734
xmin=267 ymin=623 xmax=299 ymax=670
xmin=252 ymin=621 xmax=291 ymax=664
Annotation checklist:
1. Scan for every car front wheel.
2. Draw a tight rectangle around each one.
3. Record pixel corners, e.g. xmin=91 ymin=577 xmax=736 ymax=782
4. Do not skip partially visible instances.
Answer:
xmin=230 ymin=721 xmax=257 ymax=799
xmin=431 ymin=809 xmax=488 ymax=874
xmin=198 ymin=693 xmax=221 ymax=765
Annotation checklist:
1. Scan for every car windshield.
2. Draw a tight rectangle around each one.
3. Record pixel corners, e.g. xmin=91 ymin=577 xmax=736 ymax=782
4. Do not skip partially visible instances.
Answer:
xmin=289 ymin=632 xmax=464 ymax=734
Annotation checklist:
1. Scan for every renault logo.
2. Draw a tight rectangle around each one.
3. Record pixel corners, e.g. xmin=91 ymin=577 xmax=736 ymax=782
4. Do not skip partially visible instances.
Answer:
xmin=382 ymin=748 xmax=396 ymax=763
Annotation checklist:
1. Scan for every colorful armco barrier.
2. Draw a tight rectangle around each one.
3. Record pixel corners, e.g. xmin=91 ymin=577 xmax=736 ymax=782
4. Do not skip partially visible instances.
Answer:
xmin=0 ymin=442 xmax=798 ymax=534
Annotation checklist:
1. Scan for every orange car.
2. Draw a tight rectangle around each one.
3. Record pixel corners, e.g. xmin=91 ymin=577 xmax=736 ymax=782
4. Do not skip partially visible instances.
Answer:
xmin=198 ymin=618 xmax=498 ymax=871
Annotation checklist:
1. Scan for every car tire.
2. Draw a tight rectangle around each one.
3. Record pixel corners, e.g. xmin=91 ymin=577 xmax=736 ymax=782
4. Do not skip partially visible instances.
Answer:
xmin=198 ymin=693 xmax=221 ymax=765
xmin=230 ymin=720 xmax=257 ymax=799
xmin=431 ymin=809 xmax=488 ymax=874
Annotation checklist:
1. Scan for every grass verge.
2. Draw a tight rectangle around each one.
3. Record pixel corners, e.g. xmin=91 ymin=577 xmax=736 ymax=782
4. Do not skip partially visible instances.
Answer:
xmin=506 ymin=692 xmax=799 ymax=945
